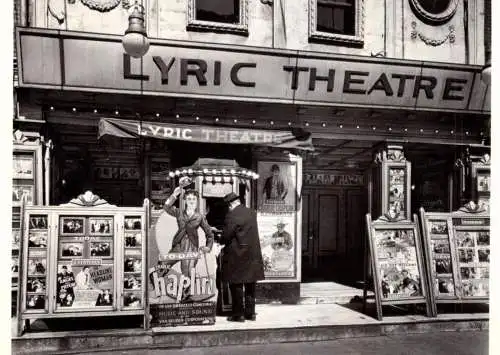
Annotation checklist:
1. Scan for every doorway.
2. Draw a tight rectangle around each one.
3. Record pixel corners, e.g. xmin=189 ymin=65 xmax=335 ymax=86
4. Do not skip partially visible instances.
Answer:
xmin=301 ymin=187 xmax=367 ymax=284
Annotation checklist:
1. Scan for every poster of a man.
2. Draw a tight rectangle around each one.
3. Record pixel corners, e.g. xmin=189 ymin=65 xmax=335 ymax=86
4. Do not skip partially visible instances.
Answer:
xmin=57 ymin=265 xmax=75 ymax=307
xmin=263 ymin=164 xmax=288 ymax=201
xmin=257 ymin=161 xmax=296 ymax=210
xmin=271 ymin=221 xmax=293 ymax=251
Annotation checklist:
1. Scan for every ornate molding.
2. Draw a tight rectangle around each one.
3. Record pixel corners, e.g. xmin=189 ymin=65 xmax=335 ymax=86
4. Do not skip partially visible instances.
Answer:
xmin=409 ymin=0 xmax=458 ymax=26
xmin=62 ymin=191 xmax=115 ymax=207
xmin=80 ymin=0 xmax=121 ymax=12
xmin=374 ymin=145 xmax=406 ymax=164
xmin=479 ymin=153 xmax=490 ymax=165
xmin=187 ymin=0 xmax=249 ymax=35
xmin=309 ymin=0 xmax=365 ymax=46
xmin=411 ymin=22 xmax=455 ymax=46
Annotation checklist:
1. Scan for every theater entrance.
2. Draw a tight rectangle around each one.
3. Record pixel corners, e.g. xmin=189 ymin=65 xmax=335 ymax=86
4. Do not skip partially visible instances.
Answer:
xmin=301 ymin=185 xmax=367 ymax=285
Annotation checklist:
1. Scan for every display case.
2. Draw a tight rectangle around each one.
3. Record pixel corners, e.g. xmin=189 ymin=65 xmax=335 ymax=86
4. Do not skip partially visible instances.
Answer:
xmin=470 ymin=154 xmax=490 ymax=213
xmin=371 ymin=145 xmax=412 ymax=220
xmin=12 ymin=130 xmax=45 ymax=313
xmin=16 ymin=191 xmax=149 ymax=336
xmin=419 ymin=202 xmax=489 ymax=316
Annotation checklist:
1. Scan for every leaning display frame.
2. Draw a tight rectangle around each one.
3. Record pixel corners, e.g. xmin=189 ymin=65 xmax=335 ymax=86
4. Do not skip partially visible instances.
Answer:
xmin=16 ymin=191 xmax=150 ymax=336
xmin=364 ymin=212 xmax=432 ymax=320
xmin=419 ymin=202 xmax=490 ymax=317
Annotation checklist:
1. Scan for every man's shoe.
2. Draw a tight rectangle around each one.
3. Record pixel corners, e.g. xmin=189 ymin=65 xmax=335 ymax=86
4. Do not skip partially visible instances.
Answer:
xmin=244 ymin=314 xmax=256 ymax=321
xmin=227 ymin=316 xmax=245 ymax=322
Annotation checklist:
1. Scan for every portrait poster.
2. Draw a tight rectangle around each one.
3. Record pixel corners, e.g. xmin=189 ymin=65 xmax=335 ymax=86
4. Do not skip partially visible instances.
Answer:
xmin=12 ymin=184 xmax=34 ymax=205
xmin=147 ymin=206 xmax=219 ymax=327
xmin=257 ymin=161 xmax=296 ymax=213
xmin=55 ymin=263 xmax=114 ymax=310
xmin=373 ymin=229 xmax=423 ymax=300
xmin=257 ymin=213 xmax=296 ymax=279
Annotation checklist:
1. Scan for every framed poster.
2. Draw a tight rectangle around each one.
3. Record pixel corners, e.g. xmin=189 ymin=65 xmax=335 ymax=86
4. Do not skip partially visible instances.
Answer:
xmin=419 ymin=204 xmax=489 ymax=316
xmin=256 ymin=160 xmax=299 ymax=281
xmin=89 ymin=217 xmax=114 ymax=236
xmin=365 ymin=213 xmax=431 ymax=320
xmin=13 ymin=184 xmax=34 ymax=205
xmin=60 ymin=217 xmax=85 ymax=236
xmin=13 ymin=154 xmax=34 ymax=179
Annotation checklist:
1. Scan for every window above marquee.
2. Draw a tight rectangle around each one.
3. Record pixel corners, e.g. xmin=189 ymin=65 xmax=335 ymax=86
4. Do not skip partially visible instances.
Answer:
xmin=408 ymin=0 xmax=459 ymax=26
xmin=187 ymin=0 xmax=249 ymax=36
xmin=309 ymin=0 xmax=364 ymax=46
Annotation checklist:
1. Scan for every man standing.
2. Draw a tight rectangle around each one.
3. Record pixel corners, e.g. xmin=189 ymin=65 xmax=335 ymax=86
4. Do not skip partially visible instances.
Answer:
xmin=262 ymin=164 xmax=288 ymax=201
xmin=221 ymin=192 xmax=265 ymax=322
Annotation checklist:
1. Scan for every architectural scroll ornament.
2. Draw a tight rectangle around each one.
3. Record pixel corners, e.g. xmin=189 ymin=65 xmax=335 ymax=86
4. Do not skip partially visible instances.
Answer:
xmin=80 ymin=0 xmax=122 ymax=12
xmin=411 ymin=22 xmax=455 ymax=46
xmin=48 ymin=0 xmax=66 ymax=24
xmin=63 ymin=191 xmax=115 ymax=207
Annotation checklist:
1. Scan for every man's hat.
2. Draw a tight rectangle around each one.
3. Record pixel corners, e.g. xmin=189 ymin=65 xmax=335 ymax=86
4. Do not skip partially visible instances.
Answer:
xmin=276 ymin=221 xmax=287 ymax=227
xmin=223 ymin=192 xmax=240 ymax=204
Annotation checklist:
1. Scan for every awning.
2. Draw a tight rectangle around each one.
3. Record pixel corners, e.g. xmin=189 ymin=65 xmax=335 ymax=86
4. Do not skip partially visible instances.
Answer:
xmin=98 ymin=118 xmax=314 ymax=151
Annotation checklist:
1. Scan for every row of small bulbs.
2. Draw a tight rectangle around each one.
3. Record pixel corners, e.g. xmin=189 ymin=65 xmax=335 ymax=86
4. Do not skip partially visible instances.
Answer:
xmin=167 ymin=168 xmax=259 ymax=180
xmin=48 ymin=105 xmax=479 ymax=136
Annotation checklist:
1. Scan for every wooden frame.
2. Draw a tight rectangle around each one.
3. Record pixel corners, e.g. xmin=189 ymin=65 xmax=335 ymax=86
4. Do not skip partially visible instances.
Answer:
xmin=419 ymin=203 xmax=489 ymax=316
xmin=364 ymin=213 xmax=431 ymax=320
xmin=17 ymin=192 xmax=149 ymax=336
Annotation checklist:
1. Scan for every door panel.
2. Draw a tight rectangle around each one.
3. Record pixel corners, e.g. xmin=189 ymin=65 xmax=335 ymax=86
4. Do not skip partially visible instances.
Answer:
xmin=301 ymin=193 xmax=311 ymax=253
xmin=318 ymin=194 xmax=339 ymax=252
xmin=346 ymin=189 xmax=367 ymax=281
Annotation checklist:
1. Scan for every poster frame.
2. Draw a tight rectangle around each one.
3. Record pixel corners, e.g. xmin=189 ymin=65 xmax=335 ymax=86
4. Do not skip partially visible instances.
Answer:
xmin=365 ymin=213 xmax=432 ymax=320
xmin=419 ymin=205 xmax=490 ymax=316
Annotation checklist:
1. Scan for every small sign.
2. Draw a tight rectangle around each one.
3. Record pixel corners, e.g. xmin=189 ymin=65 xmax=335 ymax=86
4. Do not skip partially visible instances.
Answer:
xmin=150 ymin=302 xmax=216 ymax=327
xmin=304 ymin=173 xmax=364 ymax=186
xmin=202 ymin=182 xmax=233 ymax=198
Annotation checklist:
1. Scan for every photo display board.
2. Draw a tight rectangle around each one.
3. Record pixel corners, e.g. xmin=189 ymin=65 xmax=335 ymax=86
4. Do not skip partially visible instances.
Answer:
xmin=365 ymin=213 xmax=431 ymax=320
xmin=420 ymin=205 xmax=489 ymax=315
xmin=256 ymin=160 xmax=299 ymax=281
xmin=17 ymin=193 xmax=148 ymax=336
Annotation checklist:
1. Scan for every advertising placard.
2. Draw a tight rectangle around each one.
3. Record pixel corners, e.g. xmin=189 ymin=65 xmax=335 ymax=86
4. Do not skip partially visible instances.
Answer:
xmin=147 ymin=197 xmax=218 ymax=327
xmin=256 ymin=161 xmax=298 ymax=281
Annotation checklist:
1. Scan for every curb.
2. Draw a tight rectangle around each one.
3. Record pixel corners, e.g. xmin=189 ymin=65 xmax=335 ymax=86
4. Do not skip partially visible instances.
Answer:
xmin=12 ymin=318 xmax=489 ymax=354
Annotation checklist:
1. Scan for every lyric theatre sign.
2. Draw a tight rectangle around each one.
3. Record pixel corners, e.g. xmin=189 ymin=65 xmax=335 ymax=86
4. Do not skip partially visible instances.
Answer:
xmin=17 ymin=29 xmax=489 ymax=113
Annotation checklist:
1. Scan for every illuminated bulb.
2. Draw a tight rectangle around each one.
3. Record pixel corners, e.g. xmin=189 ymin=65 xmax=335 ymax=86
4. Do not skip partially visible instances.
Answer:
xmin=270 ymin=121 xmax=274 ymax=125
xmin=230 ymin=169 xmax=236 ymax=174
xmin=72 ymin=107 xmax=77 ymax=112
xmin=222 ymin=169 xmax=227 ymax=174
xmin=182 ymin=169 xmax=187 ymax=174
xmin=115 ymin=110 xmax=119 ymax=115
xmin=356 ymin=125 xmax=360 ymax=129
xmin=176 ymin=114 xmax=180 ymax=118
xmin=305 ymin=122 xmax=309 ymax=127
xmin=234 ymin=119 xmax=238 ymax=123
xmin=255 ymin=174 xmax=260 ymax=179
xmin=156 ymin=113 xmax=160 ymax=117
xmin=450 ymin=130 xmax=454 ymax=134
xmin=94 ymin=109 xmax=98 ymax=113
xmin=480 ymin=132 xmax=484 ymax=136
xmin=411 ymin=185 xmax=415 ymax=190
xmin=435 ymin=129 xmax=439 ymax=133
xmin=215 ymin=118 xmax=219 ymax=122
xmin=372 ymin=126 xmax=376 ymax=130
xmin=322 ymin=123 xmax=326 ymax=127
xmin=420 ymin=129 xmax=424 ymax=133
xmin=203 ymin=168 xmax=209 ymax=173
xmin=404 ymin=128 xmax=408 ymax=132
xmin=339 ymin=124 xmax=343 ymax=128
xmin=168 ymin=172 xmax=175 ymax=178
xmin=188 ymin=169 xmax=193 ymax=174
xmin=50 ymin=106 xmax=54 ymax=111
xmin=196 ymin=116 xmax=199 ymax=120
xmin=388 ymin=127 xmax=392 ymax=131
xmin=466 ymin=131 xmax=469 ymax=135
xmin=175 ymin=170 xmax=180 ymax=175
xmin=212 ymin=169 xmax=217 ymax=174
xmin=252 ymin=120 xmax=256 ymax=124
xmin=288 ymin=122 xmax=292 ymax=126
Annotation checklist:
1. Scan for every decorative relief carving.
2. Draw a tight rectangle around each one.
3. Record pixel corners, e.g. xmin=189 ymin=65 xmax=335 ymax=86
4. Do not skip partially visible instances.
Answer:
xmin=63 ymin=191 xmax=114 ymax=207
xmin=457 ymin=201 xmax=487 ymax=214
xmin=409 ymin=0 xmax=458 ymax=26
xmin=309 ymin=0 xmax=365 ymax=45
xmin=411 ymin=21 xmax=455 ymax=46
xmin=80 ymin=0 xmax=122 ymax=12
xmin=374 ymin=145 xmax=406 ymax=164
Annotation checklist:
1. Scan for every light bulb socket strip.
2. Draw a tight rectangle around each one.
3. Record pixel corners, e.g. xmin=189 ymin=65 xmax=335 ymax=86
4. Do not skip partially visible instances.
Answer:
xmin=166 ymin=168 xmax=259 ymax=181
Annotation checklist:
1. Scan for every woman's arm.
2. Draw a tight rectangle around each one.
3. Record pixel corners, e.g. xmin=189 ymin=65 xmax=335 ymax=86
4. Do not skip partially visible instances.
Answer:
xmin=163 ymin=186 xmax=182 ymax=217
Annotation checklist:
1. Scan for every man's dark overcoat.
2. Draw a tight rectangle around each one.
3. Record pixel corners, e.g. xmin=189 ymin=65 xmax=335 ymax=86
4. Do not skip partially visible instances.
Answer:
xmin=220 ymin=205 xmax=265 ymax=283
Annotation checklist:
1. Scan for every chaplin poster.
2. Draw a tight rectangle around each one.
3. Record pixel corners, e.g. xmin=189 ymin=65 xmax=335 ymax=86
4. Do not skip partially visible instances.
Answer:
xmin=257 ymin=161 xmax=296 ymax=213
xmin=147 ymin=182 xmax=220 ymax=327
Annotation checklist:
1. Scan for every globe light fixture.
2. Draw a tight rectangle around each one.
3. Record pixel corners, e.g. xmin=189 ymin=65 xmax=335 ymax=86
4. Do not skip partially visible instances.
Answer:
xmin=122 ymin=2 xmax=150 ymax=58
xmin=481 ymin=59 xmax=491 ymax=86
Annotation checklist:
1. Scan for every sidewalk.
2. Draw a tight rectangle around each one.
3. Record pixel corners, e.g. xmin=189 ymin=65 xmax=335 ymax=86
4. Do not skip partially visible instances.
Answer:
xmin=12 ymin=302 xmax=489 ymax=355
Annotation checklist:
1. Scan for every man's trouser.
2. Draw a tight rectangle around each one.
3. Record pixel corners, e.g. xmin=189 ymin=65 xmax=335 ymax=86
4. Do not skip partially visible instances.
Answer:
xmin=229 ymin=282 xmax=256 ymax=317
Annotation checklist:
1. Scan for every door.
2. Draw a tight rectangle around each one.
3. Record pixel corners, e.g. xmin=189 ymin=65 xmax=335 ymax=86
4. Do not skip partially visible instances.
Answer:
xmin=301 ymin=188 xmax=342 ymax=282
xmin=301 ymin=187 xmax=367 ymax=283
